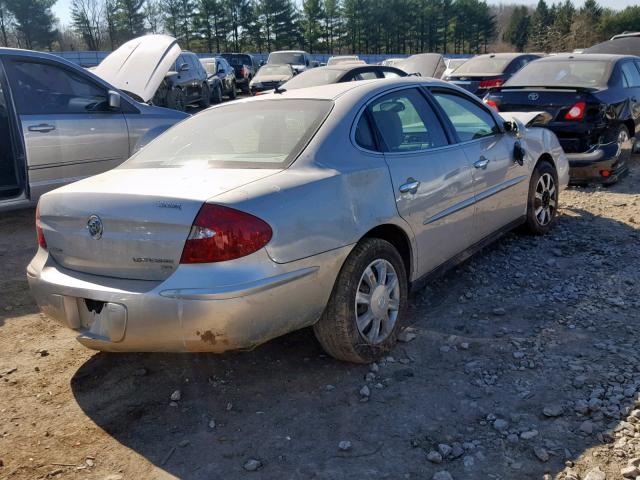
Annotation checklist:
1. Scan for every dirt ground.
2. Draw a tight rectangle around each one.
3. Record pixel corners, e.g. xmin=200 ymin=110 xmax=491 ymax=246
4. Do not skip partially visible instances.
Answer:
xmin=1 ymin=158 xmax=639 ymax=480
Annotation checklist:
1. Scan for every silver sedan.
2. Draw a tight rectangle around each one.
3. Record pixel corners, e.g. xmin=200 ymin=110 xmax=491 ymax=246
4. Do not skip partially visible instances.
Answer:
xmin=27 ymin=78 xmax=569 ymax=363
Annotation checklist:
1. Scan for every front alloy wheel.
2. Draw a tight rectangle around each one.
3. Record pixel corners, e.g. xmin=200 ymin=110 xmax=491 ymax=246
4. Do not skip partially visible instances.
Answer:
xmin=534 ymin=172 xmax=557 ymax=227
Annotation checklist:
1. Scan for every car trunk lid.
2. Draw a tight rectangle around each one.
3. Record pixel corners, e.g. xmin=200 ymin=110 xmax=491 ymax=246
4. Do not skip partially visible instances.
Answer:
xmin=39 ymin=167 xmax=280 ymax=281
xmin=487 ymin=87 xmax=597 ymax=119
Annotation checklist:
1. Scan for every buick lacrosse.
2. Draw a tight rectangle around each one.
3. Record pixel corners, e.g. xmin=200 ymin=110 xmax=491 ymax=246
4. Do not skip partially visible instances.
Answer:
xmin=28 ymin=78 xmax=569 ymax=363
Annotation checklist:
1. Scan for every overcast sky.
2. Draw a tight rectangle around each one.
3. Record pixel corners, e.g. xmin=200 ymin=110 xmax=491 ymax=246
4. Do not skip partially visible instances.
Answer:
xmin=52 ymin=0 xmax=636 ymax=29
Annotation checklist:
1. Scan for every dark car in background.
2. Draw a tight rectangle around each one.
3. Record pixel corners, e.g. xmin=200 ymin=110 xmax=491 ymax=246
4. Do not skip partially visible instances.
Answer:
xmin=153 ymin=51 xmax=210 ymax=111
xmin=483 ymin=54 xmax=638 ymax=184
xmin=200 ymin=57 xmax=237 ymax=103
xmin=220 ymin=53 xmax=260 ymax=93
xmin=250 ymin=64 xmax=296 ymax=94
xmin=445 ymin=53 xmax=542 ymax=97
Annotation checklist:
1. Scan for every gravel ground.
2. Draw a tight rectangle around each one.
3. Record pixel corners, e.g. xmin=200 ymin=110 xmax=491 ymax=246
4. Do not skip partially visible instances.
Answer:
xmin=1 ymin=156 xmax=639 ymax=480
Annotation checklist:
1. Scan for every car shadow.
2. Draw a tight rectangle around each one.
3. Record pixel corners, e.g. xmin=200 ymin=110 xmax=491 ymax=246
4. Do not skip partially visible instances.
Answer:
xmin=70 ymin=206 xmax=639 ymax=479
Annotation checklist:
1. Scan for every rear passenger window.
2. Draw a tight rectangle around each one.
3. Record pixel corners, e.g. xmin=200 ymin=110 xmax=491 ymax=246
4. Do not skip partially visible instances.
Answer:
xmin=355 ymin=114 xmax=377 ymax=151
xmin=382 ymin=70 xmax=401 ymax=78
xmin=354 ymin=71 xmax=378 ymax=81
xmin=621 ymin=62 xmax=640 ymax=88
xmin=432 ymin=91 xmax=498 ymax=142
xmin=368 ymin=88 xmax=448 ymax=152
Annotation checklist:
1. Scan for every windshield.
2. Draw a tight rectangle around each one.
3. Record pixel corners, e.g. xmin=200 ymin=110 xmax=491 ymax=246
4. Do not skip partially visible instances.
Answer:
xmin=453 ymin=56 xmax=513 ymax=75
xmin=201 ymin=61 xmax=216 ymax=75
xmin=327 ymin=56 xmax=358 ymax=65
xmin=256 ymin=65 xmax=292 ymax=77
xmin=222 ymin=54 xmax=252 ymax=66
xmin=506 ymin=60 xmax=609 ymax=88
xmin=282 ymin=68 xmax=344 ymax=89
xmin=122 ymin=99 xmax=333 ymax=170
xmin=268 ymin=52 xmax=305 ymax=65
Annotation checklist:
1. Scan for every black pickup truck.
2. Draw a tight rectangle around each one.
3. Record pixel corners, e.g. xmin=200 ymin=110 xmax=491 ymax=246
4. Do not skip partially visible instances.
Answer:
xmin=220 ymin=53 xmax=261 ymax=94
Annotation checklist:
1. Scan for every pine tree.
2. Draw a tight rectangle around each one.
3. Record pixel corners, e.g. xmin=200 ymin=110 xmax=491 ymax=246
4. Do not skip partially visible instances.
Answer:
xmin=301 ymin=0 xmax=322 ymax=53
xmin=70 ymin=0 xmax=103 ymax=50
xmin=117 ymin=0 xmax=146 ymax=40
xmin=503 ymin=5 xmax=530 ymax=52
xmin=0 ymin=1 xmax=14 ymax=47
xmin=5 ymin=0 xmax=57 ymax=49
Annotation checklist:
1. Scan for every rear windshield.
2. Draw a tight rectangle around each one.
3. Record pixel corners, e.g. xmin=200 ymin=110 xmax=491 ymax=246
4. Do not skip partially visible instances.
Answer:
xmin=327 ymin=56 xmax=358 ymax=65
xmin=506 ymin=60 xmax=609 ymax=88
xmin=282 ymin=68 xmax=344 ymax=89
xmin=122 ymin=99 xmax=333 ymax=169
xmin=453 ymin=56 xmax=513 ymax=75
xmin=257 ymin=65 xmax=292 ymax=76
xmin=222 ymin=54 xmax=252 ymax=66
xmin=268 ymin=52 xmax=305 ymax=65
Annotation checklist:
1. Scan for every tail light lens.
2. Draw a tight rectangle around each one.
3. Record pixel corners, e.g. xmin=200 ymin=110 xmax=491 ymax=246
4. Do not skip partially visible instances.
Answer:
xmin=180 ymin=204 xmax=272 ymax=264
xmin=241 ymin=66 xmax=248 ymax=76
xmin=564 ymin=102 xmax=586 ymax=120
xmin=479 ymin=78 xmax=504 ymax=89
xmin=35 ymin=203 xmax=47 ymax=249
xmin=484 ymin=98 xmax=499 ymax=111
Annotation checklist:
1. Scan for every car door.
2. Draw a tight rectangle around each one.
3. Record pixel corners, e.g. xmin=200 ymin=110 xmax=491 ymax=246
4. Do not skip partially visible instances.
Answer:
xmin=430 ymin=88 xmax=527 ymax=241
xmin=0 ymin=60 xmax=23 ymax=201
xmin=3 ymin=56 xmax=129 ymax=200
xmin=365 ymin=87 xmax=477 ymax=276
xmin=620 ymin=60 xmax=640 ymax=135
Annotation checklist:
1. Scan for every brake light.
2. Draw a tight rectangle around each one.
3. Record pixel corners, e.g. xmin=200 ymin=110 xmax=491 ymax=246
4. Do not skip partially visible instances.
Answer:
xmin=484 ymin=98 xmax=499 ymax=111
xmin=564 ymin=102 xmax=586 ymax=120
xmin=35 ymin=203 xmax=47 ymax=249
xmin=479 ymin=78 xmax=504 ymax=89
xmin=180 ymin=204 xmax=272 ymax=263
xmin=240 ymin=66 xmax=248 ymax=76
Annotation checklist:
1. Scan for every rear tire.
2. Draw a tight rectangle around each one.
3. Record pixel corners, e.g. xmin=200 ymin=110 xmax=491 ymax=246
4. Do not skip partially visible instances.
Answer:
xmin=199 ymin=83 xmax=211 ymax=108
xmin=229 ymin=82 xmax=237 ymax=99
xmin=522 ymin=160 xmax=559 ymax=236
xmin=313 ymin=238 xmax=408 ymax=364
xmin=166 ymin=88 xmax=186 ymax=112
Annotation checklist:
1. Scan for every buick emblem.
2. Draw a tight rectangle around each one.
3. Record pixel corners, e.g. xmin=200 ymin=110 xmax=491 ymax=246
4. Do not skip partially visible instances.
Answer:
xmin=528 ymin=92 xmax=540 ymax=101
xmin=86 ymin=214 xmax=103 ymax=240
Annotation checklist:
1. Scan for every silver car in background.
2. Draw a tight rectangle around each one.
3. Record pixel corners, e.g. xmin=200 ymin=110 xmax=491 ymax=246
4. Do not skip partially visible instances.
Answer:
xmin=0 ymin=40 xmax=188 ymax=211
xmin=28 ymin=78 xmax=569 ymax=363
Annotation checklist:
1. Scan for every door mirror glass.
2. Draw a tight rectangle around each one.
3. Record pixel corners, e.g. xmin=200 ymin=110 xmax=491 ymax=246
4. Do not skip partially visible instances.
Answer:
xmin=108 ymin=90 xmax=121 ymax=109
xmin=179 ymin=63 xmax=190 ymax=72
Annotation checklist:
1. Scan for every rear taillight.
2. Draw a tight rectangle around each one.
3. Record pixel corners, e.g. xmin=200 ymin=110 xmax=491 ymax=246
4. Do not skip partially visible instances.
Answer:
xmin=241 ymin=66 xmax=248 ymax=76
xmin=35 ymin=203 xmax=47 ymax=249
xmin=180 ymin=204 xmax=272 ymax=264
xmin=564 ymin=102 xmax=586 ymax=120
xmin=479 ymin=78 xmax=504 ymax=89
xmin=483 ymin=98 xmax=499 ymax=111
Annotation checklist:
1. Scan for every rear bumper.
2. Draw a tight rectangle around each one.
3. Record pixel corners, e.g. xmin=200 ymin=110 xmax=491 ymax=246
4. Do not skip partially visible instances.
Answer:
xmin=26 ymin=246 xmax=350 ymax=353
xmin=566 ymin=141 xmax=629 ymax=184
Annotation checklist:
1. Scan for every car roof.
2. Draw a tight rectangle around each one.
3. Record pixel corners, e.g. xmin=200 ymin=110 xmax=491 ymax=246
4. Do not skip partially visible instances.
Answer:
xmin=243 ymin=76 xmax=454 ymax=102
xmin=269 ymin=50 xmax=306 ymax=54
xmin=470 ymin=53 xmax=533 ymax=59
xmin=538 ymin=53 xmax=633 ymax=63
xmin=314 ymin=64 xmax=393 ymax=72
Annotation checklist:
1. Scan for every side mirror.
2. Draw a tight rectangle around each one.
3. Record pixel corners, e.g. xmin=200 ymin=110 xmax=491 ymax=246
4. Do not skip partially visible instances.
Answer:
xmin=108 ymin=90 xmax=121 ymax=109
xmin=218 ymin=67 xmax=225 ymax=73
xmin=179 ymin=63 xmax=190 ymax=72
xmin=260 ymin=61 xmax=265 ymax=67
xmin=503 ymin=120 xmax=518 ymax=133
xmin=513 ymin=141 xmax=525 ymax=166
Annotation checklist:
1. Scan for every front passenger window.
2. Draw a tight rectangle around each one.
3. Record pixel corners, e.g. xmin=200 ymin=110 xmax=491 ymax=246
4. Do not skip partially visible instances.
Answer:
xmin=5 ymin=60 xmax=109 ymax=115
xmin=432 ymin=91 xmax=498 ymax=142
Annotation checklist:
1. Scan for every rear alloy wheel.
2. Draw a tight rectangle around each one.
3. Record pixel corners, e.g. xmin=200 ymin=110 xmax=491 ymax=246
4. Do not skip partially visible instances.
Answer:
xmin=212 ymin=84 xmax=223 ymax=104
xmin=523 ymin=161 xmax=558 ymax=235
xmin=313 ymin=238 xmax=407 ymax=363
xmin=166 ymin=88 xmax=186 ymax=111
xmin=199 ymin=83 xmax=211 ymax=108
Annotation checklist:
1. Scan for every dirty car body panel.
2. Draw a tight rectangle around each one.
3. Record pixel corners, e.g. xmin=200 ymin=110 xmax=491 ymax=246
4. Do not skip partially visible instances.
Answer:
xmin=27 ymin=78 xmax=568 ymax=353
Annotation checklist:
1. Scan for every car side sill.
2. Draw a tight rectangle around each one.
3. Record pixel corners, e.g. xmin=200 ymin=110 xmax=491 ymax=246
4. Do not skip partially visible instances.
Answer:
xmin=410 ymin=216 xmax=526 ymax=293
xmin=159 ymin=266 xmax=319 ymax=300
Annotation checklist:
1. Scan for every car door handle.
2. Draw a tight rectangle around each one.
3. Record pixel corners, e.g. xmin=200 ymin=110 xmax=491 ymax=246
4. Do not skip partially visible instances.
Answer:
xmin=399 ymin=178 xmax=420 ymax=194
xmin=28 ymin=124 xmax=56 ymax=133
xmin=474 ymin=156 xmax=490 ymax=169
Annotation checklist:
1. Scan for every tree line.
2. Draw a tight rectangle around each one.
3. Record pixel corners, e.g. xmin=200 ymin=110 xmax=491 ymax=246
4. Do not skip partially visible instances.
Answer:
xmin=0 ymin=0 xmax=639 ymax=55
